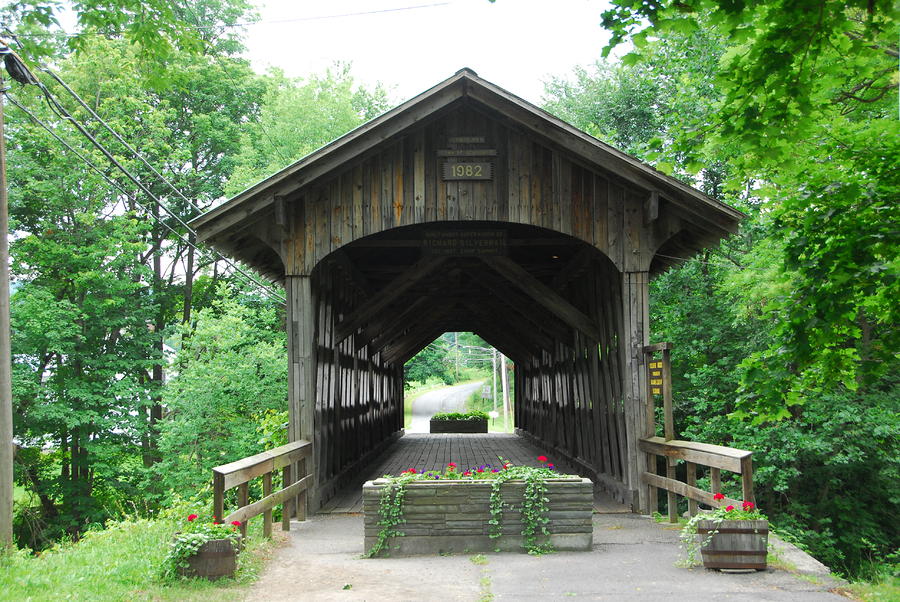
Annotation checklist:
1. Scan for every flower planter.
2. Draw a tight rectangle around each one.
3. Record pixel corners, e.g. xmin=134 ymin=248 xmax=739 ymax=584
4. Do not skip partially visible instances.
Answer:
xmin=363 ymin=477 xmax=593 ymax=555
xmin=696 ymin=519 xmax=768 ymax=570
xmin=429 ymin=418 xmax=488 ymax=433
xmin=177 ymin=538 xmax=238 ymax=580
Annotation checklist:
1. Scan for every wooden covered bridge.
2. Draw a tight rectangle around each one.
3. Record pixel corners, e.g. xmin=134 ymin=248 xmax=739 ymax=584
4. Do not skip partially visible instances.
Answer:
xmin=191 ymin=69 xmax=745 ymax=522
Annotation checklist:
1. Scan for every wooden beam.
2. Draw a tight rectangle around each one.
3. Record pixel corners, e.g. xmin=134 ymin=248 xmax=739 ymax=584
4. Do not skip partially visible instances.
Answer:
xmin=644 ymin=190 xmax=659 ymax=225
xmin=368 ymin=298 xmax=460 ymax=354
xmin=551 ymin=246 xmax=595 ymax=290
xmin=639 ymin=437 xmax=751 ymax=474
xmin=356 ymin=295 xmax=431 ymax=352
xmin=470 ymin=270 xmax=572 ymax=342
xmin=461 ymin=299 xmax=554 ymax=352
xmin=335 ymin=256 xmax=447 ymax=343
xmin=328 ymin=249 xmax=370 ymax=296
xmin=480 ymin=255 xmax=601 ymax=341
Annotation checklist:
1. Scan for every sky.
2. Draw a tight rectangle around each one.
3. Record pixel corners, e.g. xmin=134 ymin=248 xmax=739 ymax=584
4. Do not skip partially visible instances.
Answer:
xmin=241 ymin=0 xmax=615 ymax=105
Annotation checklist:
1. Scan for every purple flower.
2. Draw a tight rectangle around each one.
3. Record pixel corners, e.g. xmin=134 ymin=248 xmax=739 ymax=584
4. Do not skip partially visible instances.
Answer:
xmin=492 ymin=468 xmax=500 ymax=473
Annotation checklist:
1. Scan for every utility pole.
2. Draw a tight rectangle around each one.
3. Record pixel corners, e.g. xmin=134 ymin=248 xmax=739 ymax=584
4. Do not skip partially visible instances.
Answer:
xmin=454 ymin=331 xmax=459 ymax=381
xmin=0 ymin=71 xmax=13 ymax=550
xmin=491 ymin=348 xmax=497 ymax=412
xmin=500 ymin=352 xmax=510 ymax=432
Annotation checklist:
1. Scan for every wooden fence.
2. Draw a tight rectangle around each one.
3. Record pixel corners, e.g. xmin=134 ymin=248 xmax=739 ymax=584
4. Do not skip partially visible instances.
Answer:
xmin=212 ymin=440 xmax=312 ymax=538
xmin=642 ymin=343 xmax=754 ymax=522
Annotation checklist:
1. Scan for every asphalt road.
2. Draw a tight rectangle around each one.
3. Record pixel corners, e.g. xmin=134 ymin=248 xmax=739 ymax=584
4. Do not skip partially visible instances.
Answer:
xmin=408 ymin=381 xmax=484 ymax=433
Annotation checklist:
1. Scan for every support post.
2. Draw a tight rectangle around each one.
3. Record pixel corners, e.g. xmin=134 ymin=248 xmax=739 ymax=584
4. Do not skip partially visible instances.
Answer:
xmin=0 ymin=73 xmax=12 ymax=550
xmin=286 ymin=275 xmax=317 ymax=513
xmin=621 ymin=271 xmax=652 ymax=514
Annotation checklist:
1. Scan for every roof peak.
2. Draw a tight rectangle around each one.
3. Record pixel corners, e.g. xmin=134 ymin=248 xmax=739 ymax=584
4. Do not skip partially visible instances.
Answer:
xmin=454 ymin=67 xmax=479 ymax=78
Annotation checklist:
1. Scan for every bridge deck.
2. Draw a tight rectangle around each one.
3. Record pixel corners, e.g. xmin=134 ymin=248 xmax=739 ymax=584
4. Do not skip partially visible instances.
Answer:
xmin=319 ymin=433 xmax=629 ymax=514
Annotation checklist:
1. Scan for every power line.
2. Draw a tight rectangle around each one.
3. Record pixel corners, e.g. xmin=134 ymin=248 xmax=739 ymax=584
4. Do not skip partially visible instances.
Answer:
xmin=4 ymin=92 xmax=286 ymax=304
xmin=7 ymin=2 xmax=453 ymax=38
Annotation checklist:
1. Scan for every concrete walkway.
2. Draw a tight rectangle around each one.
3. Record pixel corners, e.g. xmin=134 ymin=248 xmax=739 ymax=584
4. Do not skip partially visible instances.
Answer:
xmin=245 ymin=513 xmax=844 ymax=601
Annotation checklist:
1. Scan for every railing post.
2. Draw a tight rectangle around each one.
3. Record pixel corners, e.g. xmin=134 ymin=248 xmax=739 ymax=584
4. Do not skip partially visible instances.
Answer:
xmin=710 ymin=467 xmax=722 ymax=500
xmin=686 ymin=462 xmax=698 ymax=516
xmin=296 ymin=457 xmax=308 ymax=521
xmin=263 ymin=472 xmax=273 ymax=538
xmin=281 ymin=464 xmax=292 ymax=532
xmin=741 ymin=456 xmax=755 ymax=504
xmin=238 ymin=483 xmax=249 ymax=539
xmin=666 ymin=457 xmax=678 ymax=523
xmin=213 ymin=471 xmax=225 ymax=525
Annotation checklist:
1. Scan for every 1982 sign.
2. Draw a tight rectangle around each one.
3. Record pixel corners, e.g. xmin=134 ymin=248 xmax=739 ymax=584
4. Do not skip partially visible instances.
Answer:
xmin=442 ymin=161 xmax=493 ymax=180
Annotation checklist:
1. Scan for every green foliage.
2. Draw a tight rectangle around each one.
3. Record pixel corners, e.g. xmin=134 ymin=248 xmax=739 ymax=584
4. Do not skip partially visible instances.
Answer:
xmin=225 ymin=63 xmax=391 ymax=195
xmin=152 ymin=292 xmax=287 ymax=499
xmin=430 ymin=410 xmax=489 ymax=421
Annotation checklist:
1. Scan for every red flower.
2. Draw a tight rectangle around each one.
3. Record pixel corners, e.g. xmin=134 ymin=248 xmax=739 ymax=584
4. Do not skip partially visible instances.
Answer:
xmin=231 ymin=520 xmax=242 ymax=527
xmin=187 ymin=514 xmax=198 ymax=522
xmin=463 ymin=471 xmax=472 ymax=476
xmin=742 ymin=501 xmax=755 ymax=510
xmin=713 ymin=493 xmax=725 ymax=501
xmin=547 ymin=464 xmax=555 ymax=469
xmin=503 ymin=463 xmax=511 ymax=469
xmin=447 ymin=462 xmax=457 ymax=469
xmin=537 ymin=455 xmax=548 ymax=463
xmin=403 ymin=468 xmax=417 ymax=474
xmin=476 ymin=468 xmax=484 ymax=473
xmin=725 ymin=505 xmax=735 ymax=512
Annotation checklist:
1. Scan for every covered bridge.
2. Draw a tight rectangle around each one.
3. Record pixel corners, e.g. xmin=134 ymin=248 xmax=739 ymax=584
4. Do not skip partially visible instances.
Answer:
xmin=191 ymin=68 xmax=744 ymax=514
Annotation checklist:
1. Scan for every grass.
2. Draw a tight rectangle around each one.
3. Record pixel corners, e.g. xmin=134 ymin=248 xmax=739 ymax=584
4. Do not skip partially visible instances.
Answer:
xmin=0 ymin=515 xmax=277 ymax=601
xmin=839 ymin=576 xmax=900 ymax=601
xmin=466 ymin=388 xmax=514 ymax=433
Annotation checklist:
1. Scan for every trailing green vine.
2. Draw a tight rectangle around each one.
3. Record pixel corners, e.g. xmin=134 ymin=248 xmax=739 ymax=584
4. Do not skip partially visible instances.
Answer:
xmin=365 ymin=472 xmax=417 ymax=558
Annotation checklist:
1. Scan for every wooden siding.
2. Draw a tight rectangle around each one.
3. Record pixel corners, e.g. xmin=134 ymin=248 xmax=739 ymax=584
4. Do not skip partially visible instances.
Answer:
xmin=286 ymin=105 xmax=667 ymax=277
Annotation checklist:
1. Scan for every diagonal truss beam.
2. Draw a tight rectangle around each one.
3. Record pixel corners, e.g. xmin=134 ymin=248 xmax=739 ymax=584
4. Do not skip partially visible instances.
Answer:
xmin=480 ymin=255 xmax=601 ymax=341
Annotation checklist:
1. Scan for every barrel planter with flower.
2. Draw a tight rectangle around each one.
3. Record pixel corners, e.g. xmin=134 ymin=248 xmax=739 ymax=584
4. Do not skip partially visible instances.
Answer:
xmin=165 ymin=514 xmax=243 ymax=580
xmin=683 ymin=496 xmax=769 ymax=571
xmin=363 ymin=457 xmax=593 ymax=557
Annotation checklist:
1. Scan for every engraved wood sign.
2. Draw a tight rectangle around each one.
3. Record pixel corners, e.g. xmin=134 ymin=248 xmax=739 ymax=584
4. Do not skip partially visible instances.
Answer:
xmin=442 ymin=161 xmax=493 ymax=180
xmin=423 ymin=229 xmax=507 ymax=256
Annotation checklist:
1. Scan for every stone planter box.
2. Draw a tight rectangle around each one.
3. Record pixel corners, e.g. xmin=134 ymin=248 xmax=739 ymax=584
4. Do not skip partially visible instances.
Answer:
xmin=697 ymin=519 xmax=768 ymax=570
xmin=363 ymin=477 xmax=593 ymax=555
xmin=429 ymin=418 xmax=488 ymax=433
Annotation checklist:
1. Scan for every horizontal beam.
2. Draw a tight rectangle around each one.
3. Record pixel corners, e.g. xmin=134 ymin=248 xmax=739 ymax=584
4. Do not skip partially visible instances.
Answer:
xmin=639 ymin=437 xmax=750 ymax=474
xmin=224 ymin=474 xmax=312 ymax=524
xmin=643 ymin=342 xmax=673 ymax=353
xmin=641 ymin=472 xmax=741 ymax=509
xmin=213 ymin=440 xmax=311 ymax=491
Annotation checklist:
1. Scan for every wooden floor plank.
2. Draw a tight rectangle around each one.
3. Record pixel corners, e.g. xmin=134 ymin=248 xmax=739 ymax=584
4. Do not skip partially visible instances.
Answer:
xmin=317 ymin=433 xmax=629 ymax=514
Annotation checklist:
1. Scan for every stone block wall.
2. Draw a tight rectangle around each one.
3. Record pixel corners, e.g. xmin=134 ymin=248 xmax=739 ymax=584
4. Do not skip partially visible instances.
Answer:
xmin=363 ymin=477 xmax=593 ymax=555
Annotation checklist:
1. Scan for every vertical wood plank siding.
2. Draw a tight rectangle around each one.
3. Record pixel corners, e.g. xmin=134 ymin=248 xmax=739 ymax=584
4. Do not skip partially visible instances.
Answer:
xmin=287 ymin=106 xmax=664 ymax=276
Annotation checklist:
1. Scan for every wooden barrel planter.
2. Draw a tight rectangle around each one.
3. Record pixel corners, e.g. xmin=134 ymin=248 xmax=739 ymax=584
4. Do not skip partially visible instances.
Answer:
xmin=429 ymin=418 xmax=488 ymax=433
xmin=697 ymin=519 xmax=768 ymax=570
xmin=177 ymin=538 xmax=238 ymax=580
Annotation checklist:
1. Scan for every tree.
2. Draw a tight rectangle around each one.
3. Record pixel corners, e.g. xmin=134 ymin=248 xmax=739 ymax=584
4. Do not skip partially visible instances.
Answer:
xmin=225 ymin=64 xmax=390 ymax=195
xmin=152 ymin=290 xmax=286 ymax=497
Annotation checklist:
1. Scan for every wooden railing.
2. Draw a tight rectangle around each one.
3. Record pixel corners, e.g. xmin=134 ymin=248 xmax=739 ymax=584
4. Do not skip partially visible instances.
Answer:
xmin=640 ymin=436 xmax=754 ymax=522
xmin=212 ymin=440 xmax=312 ymax=538
xmin=642 ymin=343 xmax=754 ymax=522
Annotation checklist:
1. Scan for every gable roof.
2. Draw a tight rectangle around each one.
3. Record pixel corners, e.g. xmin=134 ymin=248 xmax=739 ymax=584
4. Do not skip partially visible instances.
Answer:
xmin=191 ymin=67 xmax=744 ymax=246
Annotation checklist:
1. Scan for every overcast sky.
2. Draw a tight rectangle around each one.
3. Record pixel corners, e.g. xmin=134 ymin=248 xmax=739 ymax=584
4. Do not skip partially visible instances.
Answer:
xmin=241 ymin=0 xmax=614 ymax=105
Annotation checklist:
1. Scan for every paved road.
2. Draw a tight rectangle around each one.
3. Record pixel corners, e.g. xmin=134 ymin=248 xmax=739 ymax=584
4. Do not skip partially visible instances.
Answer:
xmin=408 ymin=381 xmax=484 ymax=433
